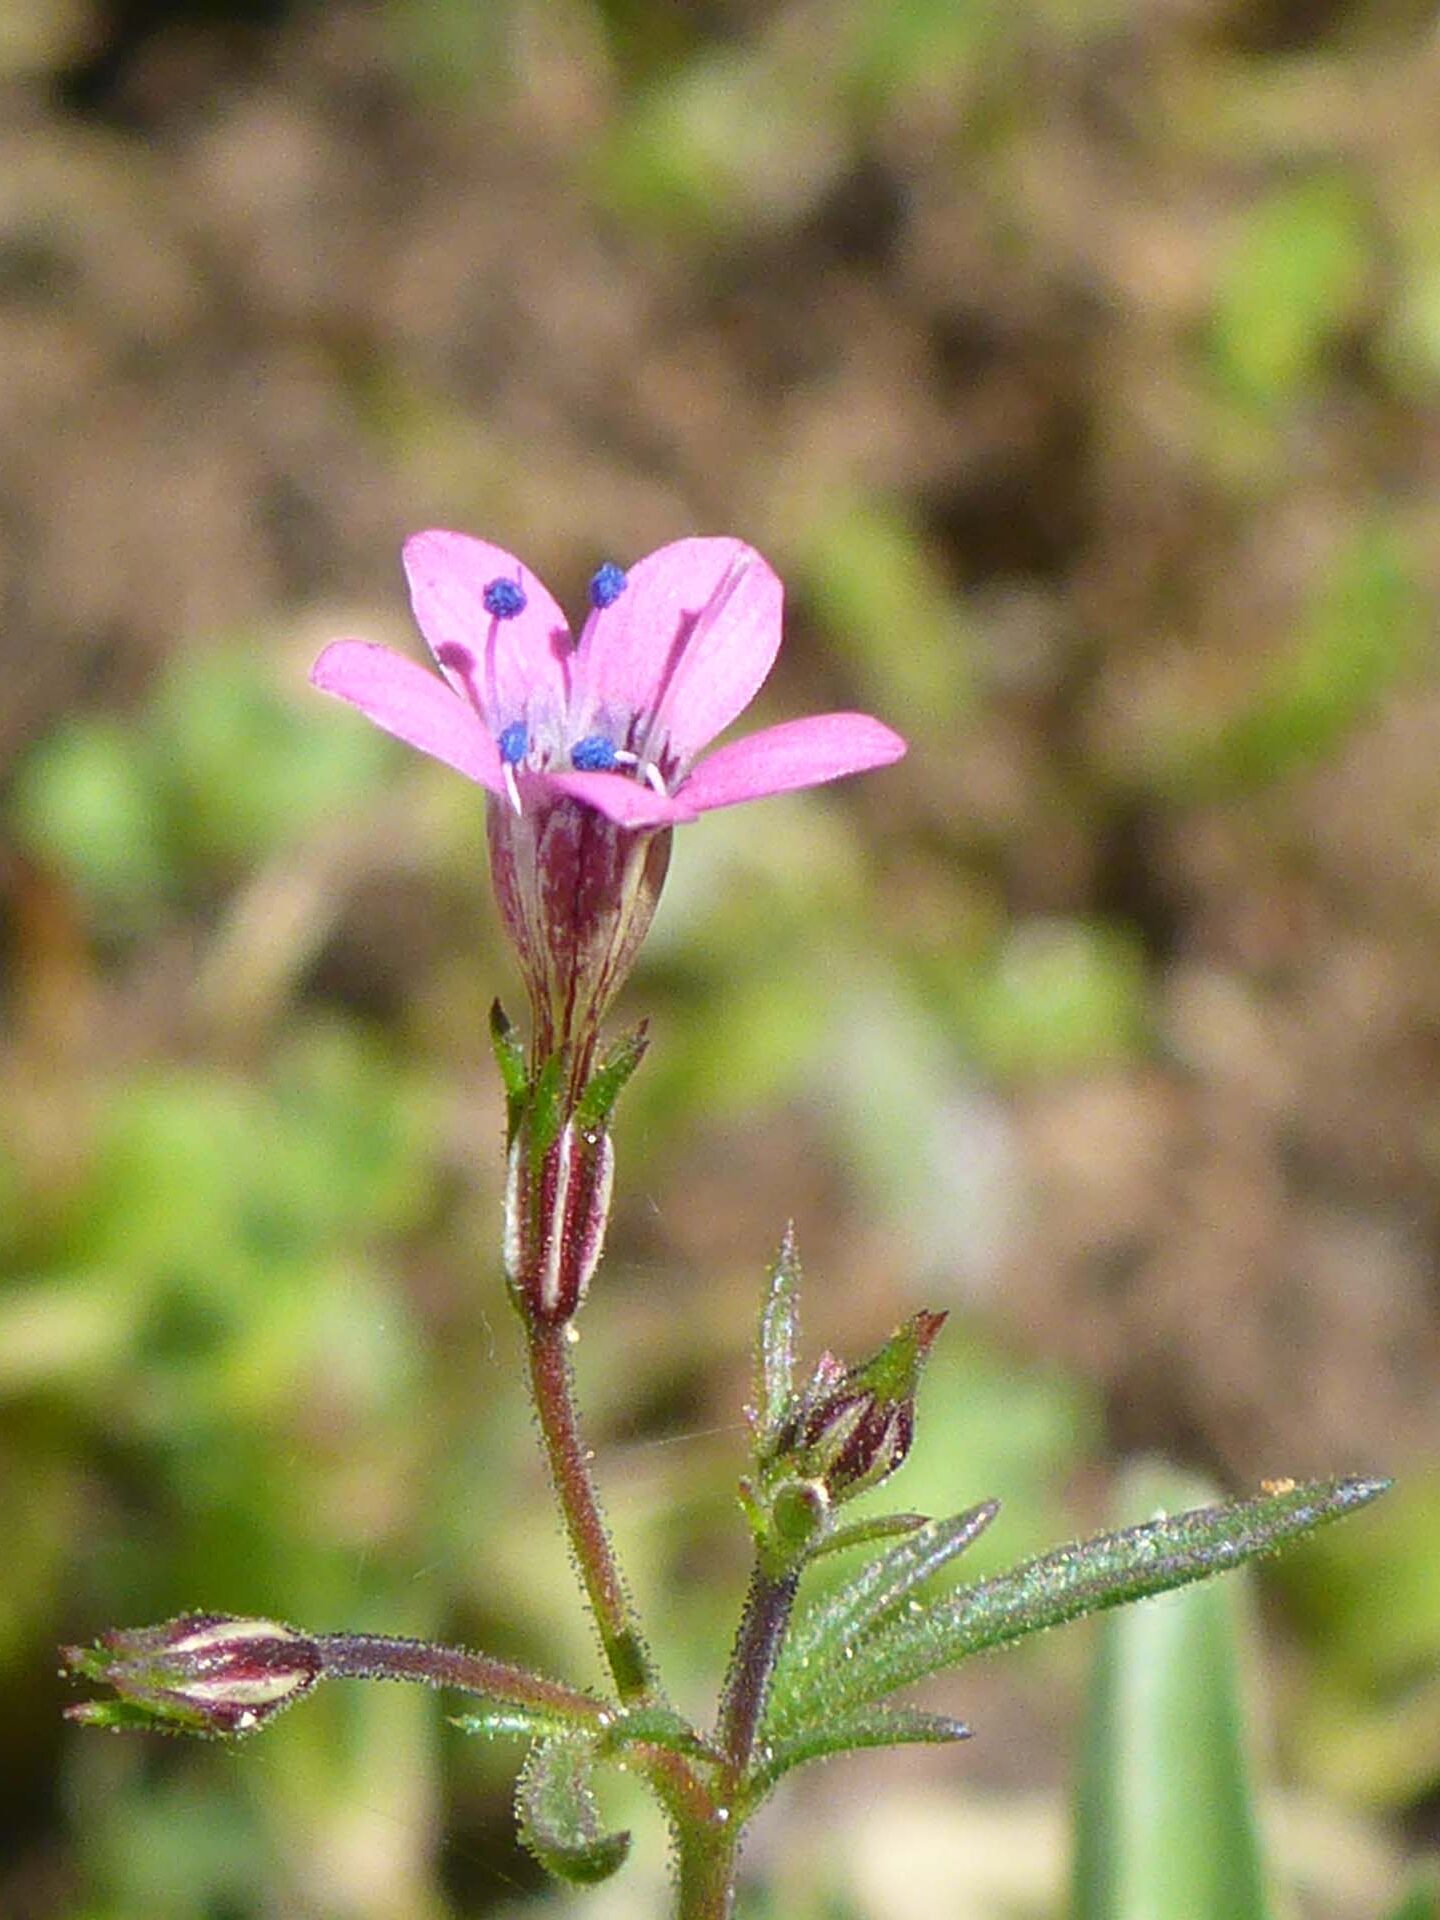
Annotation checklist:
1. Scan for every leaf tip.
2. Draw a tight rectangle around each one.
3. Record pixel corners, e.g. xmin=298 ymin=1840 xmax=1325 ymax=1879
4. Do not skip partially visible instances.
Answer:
xmin=1331 ymin=1473 xmax=1392 ymax=1510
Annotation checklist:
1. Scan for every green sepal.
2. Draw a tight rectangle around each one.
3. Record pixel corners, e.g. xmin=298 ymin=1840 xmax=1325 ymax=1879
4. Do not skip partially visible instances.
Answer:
xmin=769 ymin=1476 xmax=1390 ymax=1736
xmin=771 ymin=1501 xmax=998 ymax=1719
xmin=488 ymin=1000 xmax=528 ymax=1135
xmin=836 ymin=1309 xmax=945 ymax=1415
xmin=756 ymin=1224 xmax=802 ymax=1446
xmin=745 ymin=1705 xmax=970 ymax=1806
xmin=524 ymin=1047 xmax=568 ymax=1180
xmin=65 ymin=1695 xmax=212 ymax=1737
xmin=516 ymin=1735 xmax=632 ymax=1887
xmin=573 ymin=1023 xmax=649 ymax=1134
xmin=805 ymin=1511 xmax=929 ymax=1564
xmin=61 ymin=1641 xmax=118 ymax=1684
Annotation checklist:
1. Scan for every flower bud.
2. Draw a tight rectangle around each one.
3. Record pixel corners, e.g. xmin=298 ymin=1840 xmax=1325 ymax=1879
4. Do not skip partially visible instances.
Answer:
xmin=770 ymin=1310 xmax=947 ymax=1505
xmin=63 ymin=1614 xmax=323 ymax=1738
xmin=487 ymin=794 xmax=671 ymax=1067
xmin=505 ymin=1119 xmax=615 ymax=1325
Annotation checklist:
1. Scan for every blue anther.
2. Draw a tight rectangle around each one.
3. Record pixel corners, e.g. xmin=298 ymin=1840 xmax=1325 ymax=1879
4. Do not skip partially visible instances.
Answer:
xmin=498 ymin=722 xmax=528 ymax=766
xmin=483 ymin=577 xmax=527 ymax=620
xmin=571 ymin=734 xmax=619 ymax=771
xmin=589 ymin=562 xmax=628 ymax=610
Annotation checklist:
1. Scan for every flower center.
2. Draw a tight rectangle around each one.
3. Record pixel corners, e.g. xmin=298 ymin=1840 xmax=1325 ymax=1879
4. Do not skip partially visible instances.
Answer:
xmin=482 ymin=559 xmax=677 ymax=810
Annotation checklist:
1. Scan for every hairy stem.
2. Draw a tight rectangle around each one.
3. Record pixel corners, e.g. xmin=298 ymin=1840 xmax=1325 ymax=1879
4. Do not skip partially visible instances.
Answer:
xmin=524 ymin=1316 xmax=657 ymax=1704
xmin=317 ymin=1633 xmax=606 ymax=1722
xmin=675 ymin=1817 xmax=741 ymax=1920
xmin=717 ymin=1566 xmax=800 ymax=1789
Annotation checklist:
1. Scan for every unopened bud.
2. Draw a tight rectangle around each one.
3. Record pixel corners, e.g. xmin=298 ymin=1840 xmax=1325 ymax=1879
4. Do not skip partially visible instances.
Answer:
xmin=770 ymin=1310 xmax=947 ymax=1505
xmin=505 ymin=1120 xmax=615 ymax=1324
xmin=63 ymin=1614 xmax=323 ymax=1738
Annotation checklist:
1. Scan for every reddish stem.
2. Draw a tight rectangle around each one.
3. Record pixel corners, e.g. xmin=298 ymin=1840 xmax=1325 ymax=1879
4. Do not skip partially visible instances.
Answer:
xmin=524 ymin=1316 xmax=657 ymax=1703
xmin=716 ymin=1567 xmax=799 ymax=1790
xmin=317 ymin=1633 xmax=606 ymax=1723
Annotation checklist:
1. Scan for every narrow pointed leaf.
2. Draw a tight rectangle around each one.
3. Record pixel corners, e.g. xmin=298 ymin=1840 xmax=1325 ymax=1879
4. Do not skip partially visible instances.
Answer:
xmin=807 ymin=1511 xmax=929 ymax=1564
xmin=746 ymin=1706 xmax=970 ymax=1804
xmin=757 ymin=1225 xmax=802 ymax=1443
xmin=516 ymin=1735 xmax=631 ymax=1886
xmin=1072 ymin=1464 xmax=1275 ymax=1920
xmin=574 ymin=1023 xmax=649 ymax=1132
xmin=771 ymin=1501 xmax=998 ymax=1718
xmin=769 ymin=1476 xmax=1389 ymax=1733
xmin=452 ymin=1702 xmax=583 ymax=1743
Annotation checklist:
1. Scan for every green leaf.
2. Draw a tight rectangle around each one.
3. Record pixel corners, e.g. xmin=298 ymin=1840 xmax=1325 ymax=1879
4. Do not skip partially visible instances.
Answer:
xmin=806 ymin=1511 xmax=928 ymax=1564
xmin=1072 ymin=1464 xmax=1275 ymax=1920
xmin=756 ymin=1225 xmax=803 ymax=1445
xmin=747 ymin=1705 xmax=970 ymax=1805
xmin=772 ymin=1501 xmax=998 ymax=1719
xmin=594 ymin=1703 xmax=716 ymax=1763
xmin=574 ymin=1022 xmax=650 ymax=1134
xmin=769 ymin=1476 xmax=1389 ymax=1734
xmin=451 ymin=1703 xmax=587 ymax=1743
xmin=516 ymin=1735 xmax=632 ymax=1887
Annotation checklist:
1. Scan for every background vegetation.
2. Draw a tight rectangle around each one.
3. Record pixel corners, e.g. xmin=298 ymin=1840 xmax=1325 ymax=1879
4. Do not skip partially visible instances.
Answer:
xmin=2 ymin=0 xmax=1437 ymax=1913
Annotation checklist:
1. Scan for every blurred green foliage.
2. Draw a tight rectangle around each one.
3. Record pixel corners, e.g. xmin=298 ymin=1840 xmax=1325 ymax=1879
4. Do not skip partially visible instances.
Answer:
xmin=1385 ymin=1875 xmax=1440 ymax=1920
xmin=13 ymin=645 xmax=391 ymax=917
xmin=1210 ymin=176 xmax=1372 ymax=409
xmin=1142 ymin=522 xmax=1429 ymax=795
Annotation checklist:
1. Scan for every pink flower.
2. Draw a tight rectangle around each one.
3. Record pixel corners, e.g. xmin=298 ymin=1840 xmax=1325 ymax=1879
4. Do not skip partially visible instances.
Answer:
xmin=312 ymin=532 xmax=906 ymax=1069
xmin=310 ymin=532 xmax=906 ymax=827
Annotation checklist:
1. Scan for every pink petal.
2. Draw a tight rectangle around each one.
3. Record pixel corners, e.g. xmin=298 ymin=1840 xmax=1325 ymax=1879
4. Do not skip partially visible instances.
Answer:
xmin=678 ymin=712 xmax=907 ymax=813
xmin=543 ymin=769 xmax=697 ymax=829
xmin=573 ymin=538 xmax=783 ymax=766
xmin=310 ymin=640 xmax=503 ymax=791
xmin=403 ymin=531 xmax=572 ymax=734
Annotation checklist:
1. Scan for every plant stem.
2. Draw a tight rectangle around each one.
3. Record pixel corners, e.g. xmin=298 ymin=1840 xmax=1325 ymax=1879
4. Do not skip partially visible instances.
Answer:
xmin=675 ymin=1817 xmax=741 ymax=1920
xmin=717 ymin=1566 xmax=800 ymax=1790
xmin=524 ymin=1315 xmax=657 ymax=1704
xmin=316 ymin=1633 xmax=606 ymax=1723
